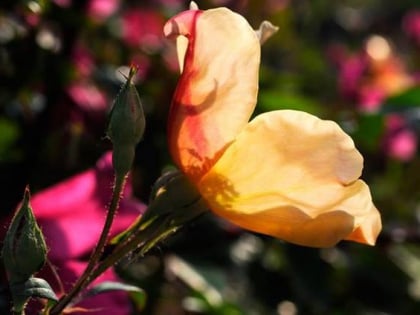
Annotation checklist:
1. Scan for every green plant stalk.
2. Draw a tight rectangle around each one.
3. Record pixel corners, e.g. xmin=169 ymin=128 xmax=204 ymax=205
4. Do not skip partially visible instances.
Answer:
xmin=88 ymin=193 xmax=208 ymax=285
xmin=49 ymin=174 xmax=126 ymax=315
xmin=90 ymin=194 xmax=208 ymax=284
xmin=87 ymin=216 xmax=178 ymax=286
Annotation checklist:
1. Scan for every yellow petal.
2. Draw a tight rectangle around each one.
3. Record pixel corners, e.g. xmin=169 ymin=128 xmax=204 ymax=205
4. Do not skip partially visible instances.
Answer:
xmin=164 ymin=8 xmax=260 ymax=182
xmin=198 ymin=110 xmax=381 ymax=247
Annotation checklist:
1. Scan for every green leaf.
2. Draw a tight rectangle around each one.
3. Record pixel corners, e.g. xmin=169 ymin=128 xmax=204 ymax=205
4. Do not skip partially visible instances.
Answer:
xmin=258 ymin=91 xmax=323 ymax=116
xmin=383 ymin=87 xmax=420 ymax=112
xmin=0 ymin=118 xmax=20 ymax=162
xmin=12 ymin=277 xmax=57 ymax=301
xmin=84 ymin=281 xmax=147 ymax=310
xmin=85 ymin=281 xmax=145 ymax=297
xmin=352 ymin=114 xmax=384 ymax=151
xmin=10 ymin=277 xmax=57 ymax=312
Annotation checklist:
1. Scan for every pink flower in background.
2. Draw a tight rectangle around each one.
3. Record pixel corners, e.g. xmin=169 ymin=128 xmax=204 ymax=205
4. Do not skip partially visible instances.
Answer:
xmin=336 ymin=52 xmax=368 ymax=100
xmin=403 ymin=10 xmax=420 ymax=45
xmin=28 ymin=152 xmax=145 ymax=314
xmin=67 ymin=81 xmax=108 ymax=112
xmin=332 ymin=43 xmax=418 ymax=161
xmin=121 ymin=9 xmax=164 ymax=51
xmin=157 ymin=0 xmax=184 ymax=10
xmin=71 ymin=44 xmax=95 ymax=77
xmin=358 ymin=86 xmax=385 ymax=113
xmin=87 ymin=0 xmax=120 ymax=22
xmin=332 ymin=37 xmax=414 ymax=113
xmin=53 ymin=0 xmax=71 ymax=8
xmin=386 ymin=129 xmax=417 ymax=161
xmin=384 ymin=115 xmax=418 ymax=161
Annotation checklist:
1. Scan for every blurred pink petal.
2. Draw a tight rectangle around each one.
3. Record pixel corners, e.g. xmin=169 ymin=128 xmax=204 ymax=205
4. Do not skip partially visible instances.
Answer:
xmin=365 ymin=56 xmax=413 ymax=100
xmin=25 ymin=12 xmax=41 ymax=27
xmin=338 ymin=54 xmax=367 ymax=99
xmin=121 ymin=9 xmax=164 ymax=51
xmin=403 ymin=10 xmax=420 ymax=45
xmin=358 ymin=86 xmax=385 ymax=113
xmin=333 ymin=40 xmax=413 ymax=113
xmin=386 ymin=129 xmax=417 ymax=161
xmin=53 ymin=0 xmax=72 ymax=8
xmin=87 ymin=0 xmax=120 ymax=22
xmin=67 ymin=82 xmax=108 ymax=112
xmin=31 ymin=151 xmax=145 ymax=260
xmin=71 ymin=44 xmax=95 ymax=77
xmin=3 ymin=152 xmax=146 ymax=314
xmin=386 ymin=114 xmax=406 ymax=131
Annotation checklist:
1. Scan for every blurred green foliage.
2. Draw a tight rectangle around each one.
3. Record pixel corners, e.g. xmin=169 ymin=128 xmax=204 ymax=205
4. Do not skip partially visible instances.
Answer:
xmin=0 ymin=0 xmax=419 ymax=314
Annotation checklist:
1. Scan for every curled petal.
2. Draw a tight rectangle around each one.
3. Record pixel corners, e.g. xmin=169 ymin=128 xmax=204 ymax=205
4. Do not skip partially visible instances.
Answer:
xmin=198 ymin=110 xmax=381 ymax=247
xmin=255 ymin=21 xmax=279 ymax=44
xmin=164 ymin=8 xmax=260 ymax=182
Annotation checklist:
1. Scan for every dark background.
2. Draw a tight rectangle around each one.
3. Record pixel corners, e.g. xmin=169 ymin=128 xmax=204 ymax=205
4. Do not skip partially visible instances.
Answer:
xmin=1 ymin=0 xmax=419 ymax=314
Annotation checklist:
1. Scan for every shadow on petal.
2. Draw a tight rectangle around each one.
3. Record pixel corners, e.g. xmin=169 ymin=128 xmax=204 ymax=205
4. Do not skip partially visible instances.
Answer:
xmin=198 ymin=172 xmax=356 ymax=247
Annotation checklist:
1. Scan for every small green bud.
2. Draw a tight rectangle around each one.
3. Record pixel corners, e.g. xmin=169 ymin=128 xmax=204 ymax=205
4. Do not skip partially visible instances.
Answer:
xmin=107 ymin=66 xmax=146 ymax=176
xmin=2 ymin=187 xmax=47 ymax=284
xmin=142 ymin=171 xmax=209 ymax=225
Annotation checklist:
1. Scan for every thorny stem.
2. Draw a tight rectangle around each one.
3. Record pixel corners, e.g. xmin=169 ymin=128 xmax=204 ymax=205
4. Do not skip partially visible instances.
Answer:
xmin=46 ymin=259 xmax=64 ymax=296
xmin=87 ymin=216 xmax=177 ymax=287
xmin=87 ymin=193 xmax=208 ymax=283
xmin=49 ymin=175 xmax=126 ymax=315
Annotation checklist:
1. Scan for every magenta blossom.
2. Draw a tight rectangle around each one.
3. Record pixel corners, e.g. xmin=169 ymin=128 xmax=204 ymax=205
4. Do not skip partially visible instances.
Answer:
xmin=27 ymin=152 xmax=145 ymax=314
xmin=384 ymin=115 xmax=418 ymax=161
xmin=403 ymin=10 xmax=420 ymax=45
xmin=87 ymin=0 xmax=120 ymax=22
xmin=53 ymin=0 xmax=71 ymax=8
xmin=337 ymin=52 xmax=368 ymax=101
xmin=120 ymin=9 xmax=164 ymax=51
xmin=71 ymin=43 xmax=95 ymax=77
xmin=331 ymin=39 xmax=413 ymax=113
xmin=67 ymin=81 xmax=108 ymax=113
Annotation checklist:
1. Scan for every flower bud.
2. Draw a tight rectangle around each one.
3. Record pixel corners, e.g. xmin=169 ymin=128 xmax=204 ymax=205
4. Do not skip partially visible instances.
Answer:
xmin=2 ymin=187 xmax=47 ymax=283
xmin=107 ymin=66 xmax=146 ymax=176
xmin=142 ymin=170 xmax=209 ymax=225
xmin=111 ymin=171 xmax=208 ymax=246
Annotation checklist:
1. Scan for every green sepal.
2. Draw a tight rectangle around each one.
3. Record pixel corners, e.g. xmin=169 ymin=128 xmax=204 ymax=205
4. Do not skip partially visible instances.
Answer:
xmin=10 ymin=277 xmax=57 ymax=313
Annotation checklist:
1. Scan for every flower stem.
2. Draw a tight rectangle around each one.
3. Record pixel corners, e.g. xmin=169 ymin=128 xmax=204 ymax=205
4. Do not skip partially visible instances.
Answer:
xmin=87 ymin=216 xmax=176 ymax=286
xmin=49 ymin=174 xmax=126 ymax=315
